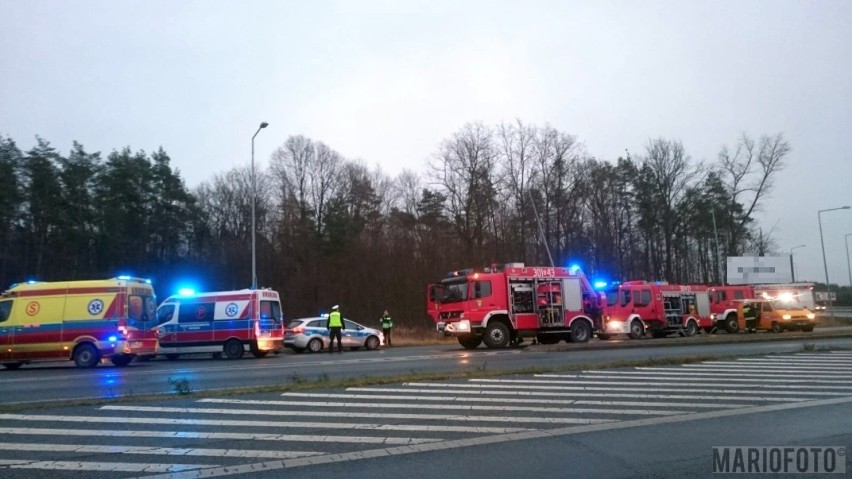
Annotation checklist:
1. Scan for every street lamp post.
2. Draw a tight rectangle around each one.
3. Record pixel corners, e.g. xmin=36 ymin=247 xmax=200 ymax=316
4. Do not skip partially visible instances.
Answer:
xmin=251 ymin=121 xmax=269 ymax=290
xmin=789 ymin=244 xmax=805 ymax=283
xmin=818 ymin=205 xmax=850 ymax=321
xmin=845 ymin=233 xmax=852 ymax=289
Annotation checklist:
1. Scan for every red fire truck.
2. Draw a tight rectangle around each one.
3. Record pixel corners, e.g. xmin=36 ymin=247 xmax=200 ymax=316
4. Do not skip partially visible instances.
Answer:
xmin=426 ymin=263 xmax=602 ymax=349
xmin=709 ymin=283 xmax=816 ymax=333
xmin=598 ymin=281 xmax=712 ymax=339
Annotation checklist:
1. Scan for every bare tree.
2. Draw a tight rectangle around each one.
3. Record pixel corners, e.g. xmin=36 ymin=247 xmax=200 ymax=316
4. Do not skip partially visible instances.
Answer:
xmin=717 ymin=133 xmax=790 ymax=255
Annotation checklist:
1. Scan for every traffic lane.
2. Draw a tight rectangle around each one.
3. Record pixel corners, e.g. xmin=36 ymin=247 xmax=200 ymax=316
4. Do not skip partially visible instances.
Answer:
xmin=2 ymin=351 xmax=851 ymax=477
xmin=233 ymin=395 xmax=852 ymax=479
xmin=4 ymin=336 xmax=852 ymax=406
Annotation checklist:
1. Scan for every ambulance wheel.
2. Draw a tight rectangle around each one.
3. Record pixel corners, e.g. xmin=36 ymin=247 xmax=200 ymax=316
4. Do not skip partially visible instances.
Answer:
xmin=569 ymin=320 xmax=592 ymax=343
xmin=483 ymin=322 xmax=510 ymax=349
xmin=771 ymin=322 xmax=782 ymax=334
xmin=458 ymin=335 xmax=482 ymax=349
xmin=684 ymin=320 xmax=698 ymax=337
xmin=2 ymin=362 xmax=23 ymax=370
xmin=250 ymin=343 xmax=269 ymax=358
xmin=628 ymin=320 xmax=644 ymax=339
xmin=111 ymin=354 xmax=133 ymax=367
xmin=73 ymin=343 xmax=100 ymax=368
xmin=724 ymin=315 xmax=739 ymax=334
xmin=307 ymin=338 xmax=324 ymax=353
xmin=224 ymin=339 xmax=244 ymax=359
xmin=365 ymin=335 xmax=381 ymax=350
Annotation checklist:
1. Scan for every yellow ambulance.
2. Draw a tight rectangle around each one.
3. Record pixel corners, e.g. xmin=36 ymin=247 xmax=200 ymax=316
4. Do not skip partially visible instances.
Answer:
xmin=0 ymin=277 xmax=160 ymax=369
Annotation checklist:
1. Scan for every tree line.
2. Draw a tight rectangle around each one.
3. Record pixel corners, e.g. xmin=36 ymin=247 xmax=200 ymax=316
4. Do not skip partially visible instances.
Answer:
xmin=1 ymin=122 xmax=813 ymax=327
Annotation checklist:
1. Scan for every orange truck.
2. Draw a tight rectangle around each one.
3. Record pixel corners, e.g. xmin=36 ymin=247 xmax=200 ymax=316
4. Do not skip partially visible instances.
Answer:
xmin=0 ymin=277 xmax=160 ymax=369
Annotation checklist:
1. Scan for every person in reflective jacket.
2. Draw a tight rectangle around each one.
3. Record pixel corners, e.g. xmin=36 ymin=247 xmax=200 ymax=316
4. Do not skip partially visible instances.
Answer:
xmin=380 ymin=309 xmax=393 ymax=347
xmin=327 ymin=305 xmax=345 ymax=353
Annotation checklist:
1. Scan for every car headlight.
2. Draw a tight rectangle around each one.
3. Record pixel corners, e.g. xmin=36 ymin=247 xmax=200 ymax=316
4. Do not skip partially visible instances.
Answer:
xmin=456 ymin=320 xmax=470 ymax=331
xmin=782 ymin=314 xmax=791 ymax=320
xmin=608 ymin=321 xmax=623 ymax=330
xmin=807 ymin=313 xmax=815 ymax=320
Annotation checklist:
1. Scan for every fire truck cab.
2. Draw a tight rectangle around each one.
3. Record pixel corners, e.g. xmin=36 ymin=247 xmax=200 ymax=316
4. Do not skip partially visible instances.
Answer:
xmin=427 ymin=263 xmax=601 ymax=349
xmin=599 ymin=281 xmax=711 ymax=339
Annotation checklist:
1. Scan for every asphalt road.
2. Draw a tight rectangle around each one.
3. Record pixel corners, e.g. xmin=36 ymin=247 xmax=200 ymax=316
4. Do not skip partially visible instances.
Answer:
xmin=1 ymin=331 xmax=852 ymax=478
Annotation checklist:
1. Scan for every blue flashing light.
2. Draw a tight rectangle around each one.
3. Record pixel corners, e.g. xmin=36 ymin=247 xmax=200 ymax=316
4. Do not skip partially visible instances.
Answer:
xmin=108 ymin=335 xmax=118 ymax=342
xmin=117 ymin=275 xmax=132 ymax=280
xmin=177 ymin=288 xmax=196 ymax=297
xmin=145 ymin=279 xmax=152 ymax=284
xmin=568 ymin=264 xmax=581 ymax=273
xmin=26 ymin=280 xmax=38 ymax=284
xmin=593 ymin=281 xmax=608 ymax=290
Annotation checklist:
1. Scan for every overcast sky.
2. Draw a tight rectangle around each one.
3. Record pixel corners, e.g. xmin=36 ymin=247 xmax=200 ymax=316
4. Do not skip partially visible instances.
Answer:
xmin=2 ymin=0 xmax=851 ymax=285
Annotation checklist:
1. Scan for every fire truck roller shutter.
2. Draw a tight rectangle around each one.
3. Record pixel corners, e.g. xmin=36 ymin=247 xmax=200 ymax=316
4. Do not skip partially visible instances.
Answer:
xmin=562 ymin=278 xmax=582 ymax=311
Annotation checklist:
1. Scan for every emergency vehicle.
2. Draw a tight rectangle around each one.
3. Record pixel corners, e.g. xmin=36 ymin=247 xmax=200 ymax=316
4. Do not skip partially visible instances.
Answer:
xmin=598 ymin=281 xmax=712 ymax=339
xmin=154 ymin=289 xmax=284 ymax=359
xmin=734 ymin=298 xmax=816 ymax=333
xmin=426 ymin=263 xmax=602 ymax=349
xmin=709 ymin=283 xmax=816 ymax=333
xmin=0 ymin=277 xmax=160 ymax=369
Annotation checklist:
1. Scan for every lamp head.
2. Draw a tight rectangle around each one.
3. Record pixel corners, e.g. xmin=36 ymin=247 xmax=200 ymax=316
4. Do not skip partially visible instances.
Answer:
xmin=260 ymin=122 xmax=269 ymax=129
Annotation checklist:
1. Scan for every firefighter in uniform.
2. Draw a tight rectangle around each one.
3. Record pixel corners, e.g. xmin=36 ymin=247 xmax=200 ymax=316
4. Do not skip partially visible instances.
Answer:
xmin=327 ymin=305 xmax=345 ymax=353
xmin=742 ymin=300 xmax=758 ymax=333
xmin=380 ymin=309 xmax=393 ymax=347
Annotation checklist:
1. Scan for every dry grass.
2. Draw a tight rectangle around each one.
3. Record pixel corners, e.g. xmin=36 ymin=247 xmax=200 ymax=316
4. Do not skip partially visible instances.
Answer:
xmin=384 ymin=325 xmax=456 ymax=346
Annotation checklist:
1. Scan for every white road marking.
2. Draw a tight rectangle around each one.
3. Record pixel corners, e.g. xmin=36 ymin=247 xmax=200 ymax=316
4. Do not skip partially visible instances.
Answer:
xmin=728 ymin=358 xmax=852 ymax=365
xmin=189 ymin=398 xmax=679 ymax=417
xmin=475 ymin=377 xmax=852 ymax=390
xmin=405 ymin=381 xmax=848 ymax=396
xmin=0 ymin=442 xmax=322 ymax=459
xmin=0 ymin=460 xmax=215 ymax=472
xmin=0 ymin=427 xmax=439 ymax=445
xmin=0 ymin=414 xmax=529 ymax=434
xmin=346 ymin=386 xmax=805 ymax=402
xmin=99 ymin=404 xmax=618 ymax=423
xmin=539 ymin=373 xmax=852 ymax=385
xmin=270 ymin=392 xmax=743 ymax=409
xmin=137 ymin=394 xmax=852 ymax=479
xmin=632 ymin=367 xmax=852 ymax=378
xmin=568 ymin=370 xmax=852 ymax=383
xmin=681 ymin=362 xmax=852 ymax=371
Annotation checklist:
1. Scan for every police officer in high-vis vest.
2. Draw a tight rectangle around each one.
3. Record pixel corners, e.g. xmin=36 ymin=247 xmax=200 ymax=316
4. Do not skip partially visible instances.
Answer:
xmin=380 ymin=309 xmax=393 ymax=347
xmin=327 ymin=305 xmax=345 ymax=353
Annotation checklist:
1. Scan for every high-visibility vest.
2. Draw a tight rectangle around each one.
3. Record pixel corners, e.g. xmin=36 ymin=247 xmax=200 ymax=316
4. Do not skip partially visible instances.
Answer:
xmin=328 ymin=311 xmax=343 ymax=328
xmin=381 ymin=314 xmax=393 ymax=328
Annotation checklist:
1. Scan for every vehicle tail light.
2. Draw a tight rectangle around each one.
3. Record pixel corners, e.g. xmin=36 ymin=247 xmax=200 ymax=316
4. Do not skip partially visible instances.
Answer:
xmin=292 ymin=326 xmax=305 ymax=334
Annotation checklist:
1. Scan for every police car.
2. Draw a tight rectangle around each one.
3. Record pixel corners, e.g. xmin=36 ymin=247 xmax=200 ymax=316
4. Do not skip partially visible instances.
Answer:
xmin=284 ymin=316 xmax=384 ymax=353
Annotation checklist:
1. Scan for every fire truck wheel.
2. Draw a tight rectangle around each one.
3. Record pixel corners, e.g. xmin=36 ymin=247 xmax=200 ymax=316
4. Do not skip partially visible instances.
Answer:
xmin=224 ymin=339 xmax=245 ymax=359
xmin=458 ymin=335 xmax=482 ymax=349
xmin=770 ymin=322 xmax=782 ymax=334
xmin=628 ymin=320 xmax=644 ymax=339
xmin=684 ymin=320 xmax=698 ymax=337
xmin=483 ymin=322 xmax=510 ymax=349
xmin=73 ymin=343 xmax=100 ymax=368
xmin=569 ymin=320 xmax=592 ymax=343
xmin=307 ymin=338 xmax=324 ymax=353
xmin=724 ymin=315 xmax=739 ymax=334
xmin=111 ymin=354 xmax=133 ymax=367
